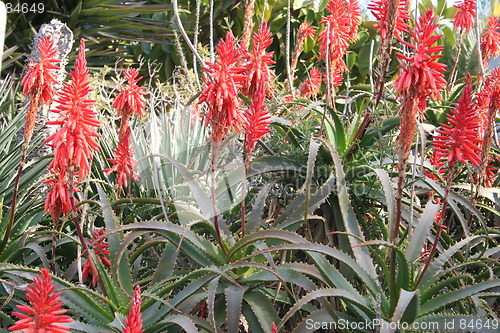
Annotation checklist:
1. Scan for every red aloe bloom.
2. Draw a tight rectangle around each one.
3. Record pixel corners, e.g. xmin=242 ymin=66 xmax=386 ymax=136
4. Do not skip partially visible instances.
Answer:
xmin=346 ymin=0 xmax=361 ymax=40
xmin=45 ymin=39 xmax=100 ymax=181
xmin=103 ymin=128 xmax=138 ymax=189
xmin=297 ymin=22 xmax=316 ymax=42
xmin=368 ymin=0 xmax=409 ymax=40
xmin=199 ymin=31 xmax=247 ymax=142
xmin=395 ymin=9 xmax=446 ymax=110
xmin=21 ymin=35 xmax=60 ymax=144
xmin=123 ymin=285 xmax=144 ymax=333
xmin=319 ymin=0 xmax=352 ymax=62
xmin=82 ymin=229 xmax=112 ymax=287
xmin=243 ymin=21 xmax=275 ymax=99
xmin=272 ymin=322 xmax=278 ymax=333
xmin=299 ymin=67 xmax=323 ymax=98
xmin=243 ymin=85 xmax=271 ymax=156
xmin=453 ymin=0 xmax=476 ymax=33
xmin=480 ymin=16 xmax=500 ymax=65
xmin=43 ymin=170 xmax=76 ymax=225
xmin=21 ymin=35 xmax=60 ymax=106
xmin=433 ymin=74 xmax=481 ymax=167
xmin=113 ymin=68 xmax=146 ymax=137
xmin=9 ymin=268 xmax=72 ymax=333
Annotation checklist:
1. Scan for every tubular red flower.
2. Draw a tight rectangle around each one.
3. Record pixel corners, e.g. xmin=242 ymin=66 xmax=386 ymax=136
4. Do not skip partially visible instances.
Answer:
xmin=395 ymin=9 xmax=446 ymax=109
xmin=123 ymin=285 xmax=144 ymax=333
xmin=9 ymin=268 xmax=72 ymax=333
xmin=199 ymin=31 xmax=247 ymax=142
xmin=299 ymin=67 xmax=323 ymax=98
xmin=432 ymin=74 xmax=481 ymax=167
xmin=243 ymin=85 xmax=271 ymax=156
xmin=21 ymin=35 xmax=60 ymax=144
xmin=480 ymin=16 xmax=500 ymax=65
xmin=368 ymin=0 xmax=409 ymax=40
xmin=453 ymin=0 xmax=476 ymax=33
xmin=82 ymin=229 xmax=112 ymax=287
xmin=113 ymin=68 xmax=146 ymax=137
xmin=319 ymin=0 xmax=352 ymax=62
xmin=272 ymin=322 xmax=278 ymax=333
xmin=43 ymin=169 xmax=77 ymax=225
xmin=243 ymin=21 xmax=275 ymax=99
xmin=103 ymin=127 xmax=138 ymax=189
xmin=45 ymin=39 xmax=100 ymax=181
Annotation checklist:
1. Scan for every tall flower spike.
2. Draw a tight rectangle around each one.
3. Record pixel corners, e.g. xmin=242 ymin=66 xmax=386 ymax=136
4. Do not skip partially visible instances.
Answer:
xmin=480 ymin=16 xmax=500 ymax=66
xmin=103 ymin=127 xmax=139 ymax=189
xmin=299 ymin=67 xmax=323 ymax=99
xmin=9 ymin=268 xmax=72 ymax=333
xmin=453 ymin=0 xmax=476 ymax=33
xmin=243 ymin=85 xmax=271 ymax=157
xmin=123 ymin=285 xmax=144 ymax=333
xmin=243 ymin=21 xmax=275 ymax=100
xmin=21 ymin=35 xmax=60 ymax=145
xmin=112 ymin=67 xmax=146 ymax=138
xmin=45 ymin=39 xmax=100 ymax=181
xmin=433 ymin=74 xmax=481 ymax=167
xmin=199 ymin=31 xmax=247 ymax=142
xmin=368 ymin=0 xmax=409 ymax=40
xmin=395 ymin=8 xmax=447 ymax=112
xmin=43 ymin=169 xmax=75 ymax=225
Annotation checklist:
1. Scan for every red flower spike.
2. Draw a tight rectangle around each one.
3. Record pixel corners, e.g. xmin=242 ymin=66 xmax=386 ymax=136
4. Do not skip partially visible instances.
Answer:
xmin=395 ymin=9 xmax=447 ymax=110
xmin=346 ymin=0 xmax=361 ymax=40
xmin=243 ymin=85 xmax=271 ymax=156
xmin=82 ymin=229 xmax=112 ymax=287
xmin=432 ymin=74 xmax=481 ymax=168
xmin=123 ymin=285 xmax=144 ymax=333
xmin=453 ymin=0 xmax=476 ymax=33
xmin=43 ymin=170 xmax=77 ymax=225
xmin=45 ymin=39 xmax=100 ymax=181
xmin=297 ymin=22 xmax=316 ymax=42
xmin=299 ymin=67 xmax=323 ymax=98
xmin=21 ymin=35 xmax=60 ymax=145
xmin=103 ymin=127 xmax=138 ymax=189
xmin=319 ymin=0 xmax=351 ymax=62
xmin=368 ymin=0 xmax=409 ymax=40
xmin=113 ymin=68 xmax=146 ymax=137
xmin=243 ymin=21 xmax=275 ymax=100
xmin=9 ymin=268 xmax=72 ymax=333
xmin=272 ymin=322 xmax=278 ymax=333
xmin=480 ymin=16 xmax=500 ymax=65
xmin=21 ymin=35 xmax=60 ymax=106
xmin=199 ymin=31 xmax=247 ymax=142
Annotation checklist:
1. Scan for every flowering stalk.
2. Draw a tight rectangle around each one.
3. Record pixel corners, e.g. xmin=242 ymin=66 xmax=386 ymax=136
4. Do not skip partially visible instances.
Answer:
xmin=299 ymin=67 xmax=323 ymax=99
xmin=480 ymin=16 xmax=500 ymax=70
xmin=9 ymin=268 xmax=72 ymax=332
xmin=290 ymin=22 xmax=316 ymax=84
xmin=123 ymin=285 xmax=144 ymax=333
xmin=448 ymin=0 xmax=476 ymax=89
xmin=416 ymin=75 xmax=480 ymax=288
xmin=390 ymin=8 xmax=446 ymax=312
xmin=199 ymin=31 xmax=246 ymax=249
xmin=82 ymin=229 xmax=112 ymax=287
xmin=105 ymin=68 xmax=145 ymax=193
xmin=44 ymin=39 xmax=104 ymax=292
xmin=241 ymin=0 xmax=255 ymax=48
xmin=0 ymin=35 xmax=60 ymax=255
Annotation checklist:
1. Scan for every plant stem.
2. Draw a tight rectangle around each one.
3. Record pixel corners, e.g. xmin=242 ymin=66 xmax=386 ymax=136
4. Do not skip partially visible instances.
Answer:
xmin=210 ymin=140 xmax=227 ymax=253
xmin=414 ymin=165 xmax=454 ymax=289
xmin=241 ymin=159 xmax=249 ymax=237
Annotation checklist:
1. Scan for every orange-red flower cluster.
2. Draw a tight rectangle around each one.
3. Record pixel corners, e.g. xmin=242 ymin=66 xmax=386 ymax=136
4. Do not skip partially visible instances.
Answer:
xmin=21 ymin=35 xmax=60 ymax=145
xmin=368 ymin=0 xmax=409 ymax=41
xmin=453 ymin=0 xmax=476 ymax=33
xmin=105 ymin=67 xmax=145 ymax=190
xmin=103 ymin=128 xmax=139 ymax=189
xmin=123 ymin=285 xmax=144 ymax=333
xmin=199 ymin=31 xmax=247 ymax=142
xmin=395 ymin=9 xmax=446 ymax=111
xmin=44 ymin=39 xmax=100 ymax=222
xmin=82 ymin=229 xmax=112 ymax=287
xmin=480 ymin=16 xmax=500 ymax=65
xmin=433 ymin=74 xmax=481 ymax=167
xmin=299 ymin=67 xmax=323 ymax=99
xmin=10 ymin=268 xmax=72 ymax=333
xmin=318 ymin=0 xmax=360 ymax=87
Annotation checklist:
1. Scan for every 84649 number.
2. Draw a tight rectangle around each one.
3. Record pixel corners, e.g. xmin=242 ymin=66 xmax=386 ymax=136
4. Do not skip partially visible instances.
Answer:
xmin=5 ymin=2 xmax=44 ymax=14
